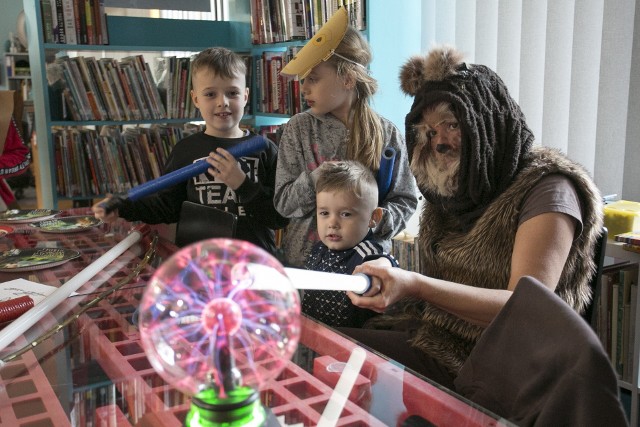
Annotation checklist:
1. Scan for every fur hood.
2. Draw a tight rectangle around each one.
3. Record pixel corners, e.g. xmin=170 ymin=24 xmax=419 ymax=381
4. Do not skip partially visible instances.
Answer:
xmin=400 ymin=46 xmax=535 ymax=232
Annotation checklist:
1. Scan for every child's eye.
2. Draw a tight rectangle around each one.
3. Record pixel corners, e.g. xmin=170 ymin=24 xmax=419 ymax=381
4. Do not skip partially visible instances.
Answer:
xmin=204 ymin=91 xmax=216 ymax=98
xmin=228 ymin=90 xmax=241 ymax=98
xmin=318 ymin=210 xmax=328 ymax=217
xmin=340 ymin=212 xmax=352 ymax=218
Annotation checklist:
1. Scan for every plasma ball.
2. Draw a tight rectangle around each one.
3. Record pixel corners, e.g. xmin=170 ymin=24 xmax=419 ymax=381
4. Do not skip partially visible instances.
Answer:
xmin=202 ymin=298 xmax=242 ymax=335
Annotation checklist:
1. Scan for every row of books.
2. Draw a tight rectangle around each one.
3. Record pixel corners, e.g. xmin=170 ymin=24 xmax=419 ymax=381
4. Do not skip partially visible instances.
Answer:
xmin=615 ymin=231 xmax=640 ymax=254
xmin=257 ymin=124 xmax=285 ymax=144
xmin=255 ymin=47 xmax=304 ymax=116
xmin=41 ymin=0 xmax=108 ymax=45
xmin=54 ymin=55 xmax=198 ymax=122
xmin=250 ymin=0 xmax=366 ymax=45
xmin=52 ymin=125 xmax=201 ymax=198
xmin=155 ymin=56 xmax=200 ymax=120
xmin=594 ymin=263 xmax=639 ymax=383
xmin=391 ymin=231 xmax=420 ymax=273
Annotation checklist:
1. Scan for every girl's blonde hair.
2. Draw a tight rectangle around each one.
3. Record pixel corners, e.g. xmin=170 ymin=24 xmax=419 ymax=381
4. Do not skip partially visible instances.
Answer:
xmin=328 ymin=27 xmax=383 ymax=171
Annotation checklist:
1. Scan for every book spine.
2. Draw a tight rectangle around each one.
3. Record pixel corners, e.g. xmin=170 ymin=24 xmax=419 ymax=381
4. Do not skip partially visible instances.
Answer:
xmin=75 ymin=56 xmax=106 ymax=120
xmin=73 ymin=0 xmax=83 ymax=43
xmin=627 ymin=278 xmax=638 ymax=383
xmin=136 ymin=60 xmax=160 ymax=119
xmin=84 ymin=0 xmax=94 ymax=45
xmin=55 ymin=0 xmax=66 ymax=43
xmin=98 ymin=0 xmax=109 ymax=44
xmin=97 ymin=59 xmax=124 ymax=120
xmin=90 ymin=133 xmax=109 ymax=194
xmin=62 ymin=88 xmax=81 ymax=121
xmin=61 ymin=0 xmax=78 ymax=44
xmin=75 ymin=0 xmax=87 ymax=44
xmin=91 ymin=0 xmax=102 ymax=45
xmin=121 ymin=63 xmax=149 ymax=119
xmin=66 ymin=57 xmax=94 ymax=120
xmin=58 ymin=58 xmax=88 ymax=120
xmin=82 ymin=131 xmax=100 ymax=194
xmin=41 ymin=0 xmax=55 ymax=44
xmin=53 ymin=131 xmax=66 ymax=195
xmin=135 ymin=55 xmax=166 ymax=119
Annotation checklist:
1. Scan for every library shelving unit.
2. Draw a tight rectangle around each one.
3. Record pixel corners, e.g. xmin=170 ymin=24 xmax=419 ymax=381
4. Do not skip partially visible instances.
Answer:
xmin=246 ymin=0 xmax=423 ymax=143
xmin=23 ymin=1 xmax=251 ymax=209
xmin=4 ymin=52 xmax=32 ymax=104
xmin=604 ymin=240 xmax=640 ymax=426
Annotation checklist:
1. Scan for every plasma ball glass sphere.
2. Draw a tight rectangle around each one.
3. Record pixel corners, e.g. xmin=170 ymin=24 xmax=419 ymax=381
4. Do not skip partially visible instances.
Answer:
xmin=138 ymin=238 xmax=301 ymax=396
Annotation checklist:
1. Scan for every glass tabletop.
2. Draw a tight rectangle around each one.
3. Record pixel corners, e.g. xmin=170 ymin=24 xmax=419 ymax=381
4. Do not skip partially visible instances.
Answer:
xmin=0 ymin=209 xmax=510 ymax=426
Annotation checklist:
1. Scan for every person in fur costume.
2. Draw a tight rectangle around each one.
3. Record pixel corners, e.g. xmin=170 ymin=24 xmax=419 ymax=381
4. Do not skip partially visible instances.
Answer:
xmin=343 ymin=46 xmax=604 ymax=390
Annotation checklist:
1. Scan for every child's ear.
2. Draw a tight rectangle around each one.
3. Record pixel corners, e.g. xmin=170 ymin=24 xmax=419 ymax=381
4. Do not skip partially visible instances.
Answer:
xmin=343 ymin=72 xmax=356 ymax=90
xmin=369 ymin=207 xmax=383 ymax=228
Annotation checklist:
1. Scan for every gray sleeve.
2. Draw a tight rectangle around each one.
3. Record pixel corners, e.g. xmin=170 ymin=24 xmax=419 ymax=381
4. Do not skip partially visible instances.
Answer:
xmin=374 ymin=118 xmax=419 ymax=241
xmin=274 ymin=115 xmax=317 ymax=218
xmin=519 ymin=174 xmax=584 ymax=237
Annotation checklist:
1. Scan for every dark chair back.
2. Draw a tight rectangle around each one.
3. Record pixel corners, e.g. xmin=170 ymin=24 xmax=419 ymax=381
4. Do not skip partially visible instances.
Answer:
xmin=582 ymin=227 xmax=608 ymax=326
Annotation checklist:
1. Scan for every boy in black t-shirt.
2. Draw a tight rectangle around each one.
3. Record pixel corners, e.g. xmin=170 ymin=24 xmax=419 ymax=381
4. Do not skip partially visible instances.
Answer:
xmin=92 ymin=47 xmax=288 ymax=254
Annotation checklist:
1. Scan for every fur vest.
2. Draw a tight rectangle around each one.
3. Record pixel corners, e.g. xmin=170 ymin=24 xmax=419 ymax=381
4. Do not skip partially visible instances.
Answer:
xmin=378 ymin=147 xmax=603 ymax=375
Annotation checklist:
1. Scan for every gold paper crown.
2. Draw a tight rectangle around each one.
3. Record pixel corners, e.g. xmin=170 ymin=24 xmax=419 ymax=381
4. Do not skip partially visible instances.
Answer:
xmin=280 ymin=8 xmax=349 ymax=79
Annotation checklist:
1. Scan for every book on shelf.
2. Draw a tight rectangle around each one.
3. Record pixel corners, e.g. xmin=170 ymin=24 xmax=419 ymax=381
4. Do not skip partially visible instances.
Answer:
xmin=596 ymin=262 xmax=639 ymax=381
xmin=615 ymin=231 xmax=640 ymax=246
xmin=249 ymin=0 xmax=365 ymax=44
xmin=122 ymin=55 xmax=167 ymax=120
xmin=61 ymin=0 xmax=78 ymax=44
xmin=621 ymin=264 xmax=637 ymax=382
xmin=290 ymin=0 xmax=309 ymax=39
xmin=57 ymin=56 xmax=92 ymax=120
xmin=120 ymin=62 xmax=150 ymax=120
xmin=40 ymin=0 xmax=108 ymax=45
xmin=113 ymin=60 xmax=142 ymax=120
xmin=155 ymin=56 xmax=194 ymax=120
xmin=391 ymin=230 xmax=420 ymax=272
xmin=55 ymin=54 xmax=173 ymax=122
xmin=627 ymin=275 xmax=638 ymax=382
xmin=54 ymin=0 xmax=65 ymax=43
xmin=51 ymin=125 xmax=187 ymax=198
xmin=615 ymin=231 xmax=640 ymax=253
xmin=97 ymin=58 xmax=127 ymax=120
xmin=73 ymin=56 xmax=108 ymax=120
xmin=82 ymin=133 xmax=100 ymax=194
xmin=40 ymin=0 xmax=55 ymax=44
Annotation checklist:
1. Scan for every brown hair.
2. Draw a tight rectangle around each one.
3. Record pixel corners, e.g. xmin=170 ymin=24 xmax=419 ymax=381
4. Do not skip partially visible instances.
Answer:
xmin=327 ymin=27 xmax=384 ymax=171
xmin=315 ymin=161 xmax=378 ymax=207
xmin=191 ymin=47 xmax=247 ymax=83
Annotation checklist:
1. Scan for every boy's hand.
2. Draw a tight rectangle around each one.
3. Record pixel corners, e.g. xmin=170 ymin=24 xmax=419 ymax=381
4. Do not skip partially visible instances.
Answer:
xmin=92 ymin=196 xmax=121 ymax=223
xmin=207 ymin=148 xmax=246 ymax=190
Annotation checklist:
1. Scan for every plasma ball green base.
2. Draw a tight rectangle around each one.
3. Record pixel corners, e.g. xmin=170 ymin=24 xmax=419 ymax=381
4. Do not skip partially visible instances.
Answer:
xmin=185 ymin=387 xmax=266 ymax=427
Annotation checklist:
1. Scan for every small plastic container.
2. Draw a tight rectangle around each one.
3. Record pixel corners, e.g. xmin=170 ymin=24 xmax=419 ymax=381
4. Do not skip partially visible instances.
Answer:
xmin=603 ymin=200 xmax=640 ymax=238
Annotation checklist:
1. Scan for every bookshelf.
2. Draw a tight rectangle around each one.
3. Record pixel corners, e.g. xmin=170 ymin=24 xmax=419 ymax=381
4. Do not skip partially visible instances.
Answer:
xmin=603 ymin=240 xmax=640 ymax=426
xmin=24 ymin=1 xmax=251 ymax=208
xmin=4 ymin=52 xmax=32 ymax=103
xmin=247 ymin=0 xmax=424 ymax=132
